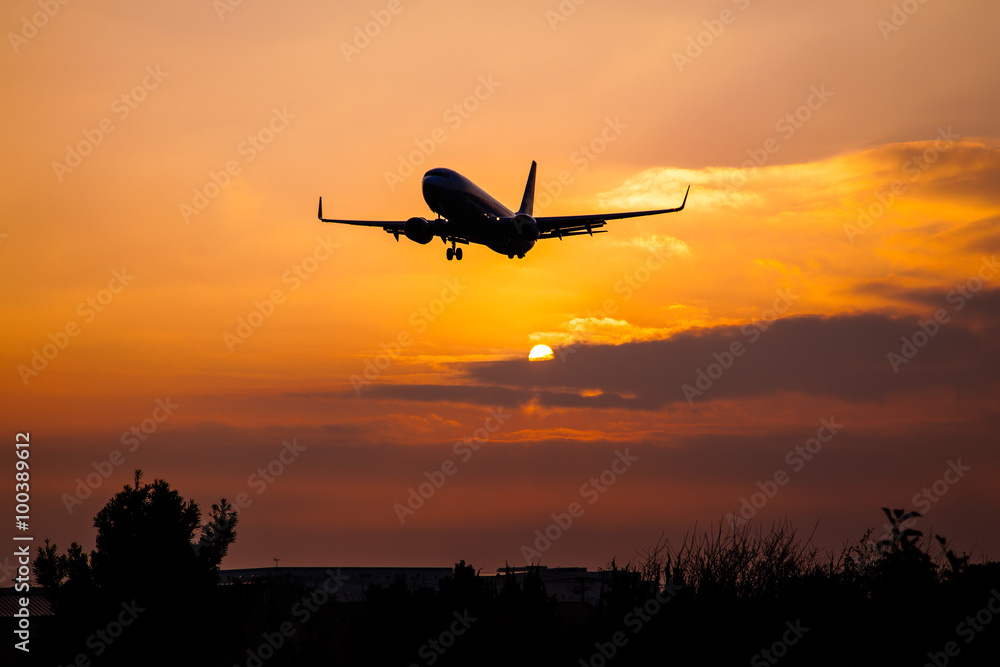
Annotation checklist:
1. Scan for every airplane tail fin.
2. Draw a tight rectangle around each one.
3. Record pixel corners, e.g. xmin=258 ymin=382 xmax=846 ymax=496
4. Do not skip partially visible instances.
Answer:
xmin=517 ymin=161 xmax=537 ymax=216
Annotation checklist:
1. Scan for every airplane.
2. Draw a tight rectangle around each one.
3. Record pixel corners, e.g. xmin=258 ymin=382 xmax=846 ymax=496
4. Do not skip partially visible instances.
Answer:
xmin=318 ymin=161 xmax=689 ymax=261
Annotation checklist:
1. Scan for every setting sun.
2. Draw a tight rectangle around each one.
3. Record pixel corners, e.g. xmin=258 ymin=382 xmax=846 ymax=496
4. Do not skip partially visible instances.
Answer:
xmin=528 ymin=344 xmax=554 ymax=361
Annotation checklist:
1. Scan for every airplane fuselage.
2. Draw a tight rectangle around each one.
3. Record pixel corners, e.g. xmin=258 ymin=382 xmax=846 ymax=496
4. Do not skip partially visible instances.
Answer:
xmin=421 ymin=168 xmax=536 ymax=257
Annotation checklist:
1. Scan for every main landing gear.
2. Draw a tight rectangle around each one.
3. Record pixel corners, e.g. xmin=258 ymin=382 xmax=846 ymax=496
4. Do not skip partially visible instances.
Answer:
xmin=507 ymin=253 xmax=525 ymax=259
xmin=446 ymin=242 xmax=463 ymax=261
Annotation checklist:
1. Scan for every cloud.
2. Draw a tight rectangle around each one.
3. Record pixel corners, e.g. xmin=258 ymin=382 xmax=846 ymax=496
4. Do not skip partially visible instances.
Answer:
xmin=612 ymin=233 xmax=692 ymax=259
xmin=359 ymin=288 xmax=1000 ymax=410
xmin=528 ymin=316 xmax=680 ymax=348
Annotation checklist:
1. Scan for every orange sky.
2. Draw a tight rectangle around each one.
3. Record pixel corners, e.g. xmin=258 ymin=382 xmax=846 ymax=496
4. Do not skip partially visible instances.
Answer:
xmin=2 ymin=0 xmax=1000 ymax=578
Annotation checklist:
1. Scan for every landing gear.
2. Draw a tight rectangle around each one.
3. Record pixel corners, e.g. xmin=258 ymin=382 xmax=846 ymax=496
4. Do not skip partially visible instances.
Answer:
xmin=446 ymin=244 xmax=463 ymax=261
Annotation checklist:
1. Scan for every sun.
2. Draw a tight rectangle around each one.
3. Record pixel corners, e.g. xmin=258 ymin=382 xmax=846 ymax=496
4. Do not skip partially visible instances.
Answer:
xmin=528 ymin=344 xmax=554 ymax=362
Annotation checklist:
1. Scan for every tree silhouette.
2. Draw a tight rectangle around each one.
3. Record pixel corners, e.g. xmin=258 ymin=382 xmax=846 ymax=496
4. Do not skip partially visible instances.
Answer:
xmin=33 ymin=539 xmax=94 ymax=593
xmin=34 ymin=469 xmax=237 ymax=605
xmin=33 ymin=538 xmax=65 ymax=591
xmin=195 ymin=498 xmax=240 ymax=578
xmin=91 ymin=469 xmax=238 ymax=602
xmin=29 ymin=471 xmax=239 ymax=666
xmin=435 ymin=559 xmax=492 ymax=617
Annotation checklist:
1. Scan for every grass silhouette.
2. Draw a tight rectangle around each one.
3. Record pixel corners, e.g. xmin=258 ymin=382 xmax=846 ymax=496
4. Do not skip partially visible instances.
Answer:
xmin=12 ymin=507 xmax=1000 ymax=666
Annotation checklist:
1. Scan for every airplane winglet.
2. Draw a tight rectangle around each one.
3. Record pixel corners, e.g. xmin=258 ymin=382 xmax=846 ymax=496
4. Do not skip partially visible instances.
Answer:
xmin=318 ymin=197 xmax=323 ymax=220
xmin=679 ymin=185 xmax=690 ymax=211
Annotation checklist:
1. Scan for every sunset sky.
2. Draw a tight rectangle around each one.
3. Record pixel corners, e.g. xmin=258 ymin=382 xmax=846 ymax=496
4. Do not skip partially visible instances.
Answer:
xmin=3 ymin=0 xmax=1000 ymax=579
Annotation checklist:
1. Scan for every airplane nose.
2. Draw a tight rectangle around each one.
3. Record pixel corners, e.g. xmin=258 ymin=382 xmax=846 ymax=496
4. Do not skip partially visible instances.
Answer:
xmin=421 ymin=173 xmax=448 ymax=202
xmin=421 ymin=173 xmax=446 ymax=189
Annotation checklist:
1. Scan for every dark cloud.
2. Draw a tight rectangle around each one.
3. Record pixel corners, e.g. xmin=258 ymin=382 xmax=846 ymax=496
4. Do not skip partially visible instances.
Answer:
xmin=355 ymin=289 xmax=1000 ymax=410
xmin=941 ymin=215 xmax=1000 ymax=255
xmin=847 ymin=279 xmax=944 ymax=307
xmin=366 ymin=384 xmax=530 ymax=406
xmin=371 ymin=384 xmax=654 ymax=410
xmin=872 ymin=140 xmax=1000 ymax=206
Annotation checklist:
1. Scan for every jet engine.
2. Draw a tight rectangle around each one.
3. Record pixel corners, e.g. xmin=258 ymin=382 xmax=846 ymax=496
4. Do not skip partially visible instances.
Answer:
xmin=512 ymin=214 xmax=540 ymax=241
xmin=404 ymin=217 xmax=434 ymax=244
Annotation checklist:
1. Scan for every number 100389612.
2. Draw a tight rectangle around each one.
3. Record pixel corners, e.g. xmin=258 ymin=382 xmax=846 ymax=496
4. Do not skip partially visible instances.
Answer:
xmin=15 ymin=433 xmax=30 ymax=527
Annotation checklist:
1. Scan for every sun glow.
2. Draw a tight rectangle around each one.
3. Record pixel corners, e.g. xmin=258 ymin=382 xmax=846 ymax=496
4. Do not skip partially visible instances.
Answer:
xmin=528 ymin=344 xmax=554 ymax=361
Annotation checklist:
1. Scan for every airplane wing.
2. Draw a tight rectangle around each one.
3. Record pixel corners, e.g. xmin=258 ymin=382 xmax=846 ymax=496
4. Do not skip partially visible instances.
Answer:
xmin=318 ymin=197 xmax=407 ymax=238
xmin=532 ymin=185 xmax=690 ymax=240
xmin=317 ymin=197 xmax=469 ymax=244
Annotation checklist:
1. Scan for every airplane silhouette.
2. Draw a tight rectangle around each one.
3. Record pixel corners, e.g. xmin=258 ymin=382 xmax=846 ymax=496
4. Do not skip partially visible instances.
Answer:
xmin=318 ymin=161 xmax=689 ymax=261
